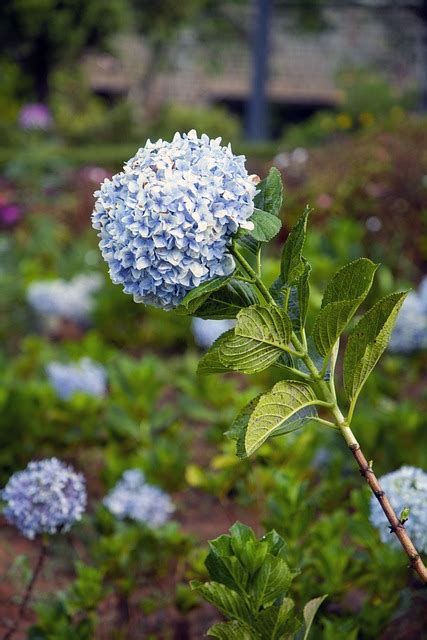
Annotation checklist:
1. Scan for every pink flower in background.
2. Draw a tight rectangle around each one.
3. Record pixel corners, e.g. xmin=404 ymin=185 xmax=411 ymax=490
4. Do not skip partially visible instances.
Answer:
xmin=316 ymin=193 xmax=333 ymax=209
xmin=18 ymin=103 xmax=52 ymax=130
xmin=0 ymin=203 xmax=22 ymax=226
xmin=79 ymin=166 xmax=111 ymax=183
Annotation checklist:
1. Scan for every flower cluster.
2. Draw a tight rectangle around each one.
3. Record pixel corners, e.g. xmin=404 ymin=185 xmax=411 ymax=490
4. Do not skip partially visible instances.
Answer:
xmin=92 ymin=130 xmax=257 ymax=310
xmin=1 ymin=458 xmax=86 ymax=539
xmin=18 ymin=104 xmax=52 ymax=130
xmin=192 ymin=317 xmax=234 ymax=349
xmin=388 ymin=277 xmax=427 ymax=353
xmin=370 ymin=466 xmax=427 ymax=553
xmin=103 ymin=469 xmax=174 ymax=526
xmin=46 ymin=358 xmax=107 ymax=400
xmin=27 ymin=273 xmax=102 ymax=325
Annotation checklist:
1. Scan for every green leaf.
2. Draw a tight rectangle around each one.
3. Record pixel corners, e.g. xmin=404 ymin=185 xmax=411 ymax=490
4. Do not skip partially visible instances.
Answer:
xmin=245 ymin=381 xmax=317 ymax=457
xmin=218 ymin=305 xmax=292 ymax=375
xmin=207 ymin=621 xmax=257 ymax=639
xmin=312 ymin=258 xmax=378 ymax=357
xmin=195 ymin=281 xmax=259 ymax=319
xmin=281 ymin=208 xmax=311 ymax=285
xmin=191 ymin=582 xmax=253 ymax=625
xmin=197 ymin=330 xmax=234 ymax=375
xmin=227 ymin=396 xmax=263 ymax=459
xmin=250 ymin=209 xmax=282 ymax=242
xmin=253 ymin=167 xmax=284 ymax=217
xmin=177 ymin=275 xmax=233 ymax=314
xmin=235 ymin=305 xmax=292 ymax=350
xmin=301 ymin=595 xmax=327 ymax=640
xmin=343 ymin=292 xmax=408 ymax=405
xmin=254 ymin=598 xmax=299 ymax=640
xmin=251 ymin=555 xmax=293 ymax=608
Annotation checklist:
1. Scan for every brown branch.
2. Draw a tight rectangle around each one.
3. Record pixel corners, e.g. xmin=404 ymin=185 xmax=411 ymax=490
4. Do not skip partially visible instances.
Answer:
xmin=2 ymin=542 xmax=48 ymax=640
xmin=349 ymin=443 xmax=427 ymax=583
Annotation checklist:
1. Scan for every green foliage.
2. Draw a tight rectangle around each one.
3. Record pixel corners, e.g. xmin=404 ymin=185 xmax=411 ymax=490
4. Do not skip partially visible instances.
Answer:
xmin=312 ymin=258 xmax=378 ymax=357
xmin=192 ymin=523 xmax=325 ymax=639
xmin=0 ymin=0 xmax=130 ymax=99
xmin=343 ymin=291 xmax=408 ymax=413
xmin=29 ymin=562 xmax=106 ymax=639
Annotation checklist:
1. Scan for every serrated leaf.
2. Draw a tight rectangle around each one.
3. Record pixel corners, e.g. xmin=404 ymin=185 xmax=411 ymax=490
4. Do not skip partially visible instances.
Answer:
xmin=219 ymin=305 xmax=292 ymax=374
xmin=227 ymin=396 xmax=263 ymax=458
xmin=302 ymin=595 xmax=327 ymax=640
xmin=343 ymin=292 xmax=408 ymax=404
xmin=197 ymin=330 xmax=234 ymax=375
xmin=250 ymin=209 xmax=282 ymax=242
xmin=252 ymin=555 xmax=293 ymax=608
xmin=235 ymin=305 xmax=292 ymax=349
xmin=312 ymin=258 xmax=378 ymax=357
xmin=177 ymin=275 xmax=233 ymax=314
xmin=271 ymin=259 xmax=311 ymax=333
xmin=207 ymin=621 xmax=257 ymax=639
xmin=204 ymin=550 xmax=245 ymax=593
xmin=195 ymin=281 xmax=259 ymax=319
xmin=281 ymin=208 xmax=311 ymax=285
xmin=219 ymin=334 xmax=283 ymax=374
xmin=253 ymin=167 xmax=284 ymax=217
xmin=245 ymin=381 xmax=317 ymax=456
xmin=191 ymin=582 xmax=253 ymax=624
xmin=254 ymin=598 xmax=299 ymax=640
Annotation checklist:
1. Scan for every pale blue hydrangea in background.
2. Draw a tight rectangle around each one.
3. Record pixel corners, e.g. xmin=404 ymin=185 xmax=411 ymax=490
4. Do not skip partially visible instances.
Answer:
xmin=46 ymin=358 xmax=107 ymax=400
xmin=388 ymin=277 xmax=427 ymax=353
xmin=103 ymin=469 xmax=174 ymax=526
xmin=92 ymin=130 xmax=258 ymax=310
xmin=1 ymin=458 xmax=86 ymax=539
xmin=192 ymin=317 xmax=235 ymax=348
xmin=370 ymin=466 xmax=427 ymax=553
xmin=27 ymin=273 xmax=102 ymax=324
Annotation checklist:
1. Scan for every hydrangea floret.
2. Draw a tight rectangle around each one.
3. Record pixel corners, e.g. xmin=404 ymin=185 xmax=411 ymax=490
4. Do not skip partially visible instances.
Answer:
xmin=46 ymin=357 xmax=107 ymax=400
xmin=1 ymin=458 xmax=87 ymax=539
xmin=370 ymin=466 xmax=427 ymax=554
xmin=27 ymin=273 xmax=102 ymax=324
xmin=92 ymin=130 xmax=258 ymax=309
xmin=103 ymin=469 xmax=174 ymax=526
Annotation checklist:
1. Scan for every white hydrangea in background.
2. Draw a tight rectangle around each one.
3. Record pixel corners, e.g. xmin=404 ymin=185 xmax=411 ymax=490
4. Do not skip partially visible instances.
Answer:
xmin=92 ymin=130 xmax=258 ymax=310
xmin=103 ymin=469 xmax=174 ymax=527
xmin=27 ymin=273 xmax=102 ymax=325
xmin=389 ymin=277 xmax=427 ymax=353
xmin=46 ymin=358 xmax=107 ymax=400
xmin=370 ymin=466 xmax=427 ymax=554
xmin=192 ymin=317 xmax=235 ymax=349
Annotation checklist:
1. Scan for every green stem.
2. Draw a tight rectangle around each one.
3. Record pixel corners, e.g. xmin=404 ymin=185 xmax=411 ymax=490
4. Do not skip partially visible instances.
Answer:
xmin=231 ymin=245 xmax=276 ymax=306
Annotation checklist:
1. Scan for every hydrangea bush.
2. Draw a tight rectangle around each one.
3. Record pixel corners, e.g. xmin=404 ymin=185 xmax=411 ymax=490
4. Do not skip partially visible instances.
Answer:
xmin=92 ymin=131 xmax=426 ymax=599
xmin=1 ymin=458 xmax=86 ymax=539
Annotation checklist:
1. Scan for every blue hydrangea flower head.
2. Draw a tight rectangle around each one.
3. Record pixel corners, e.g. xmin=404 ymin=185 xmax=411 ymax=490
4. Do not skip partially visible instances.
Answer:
xmin=1 ymin=458 xmax=87 ymax=539
xmin=103 ymin=469 xmax=174 ymax=526
xmin=92 ymin=130 xmax=258 ymax=309
xmin=370 ymin=465 xmax=427 ymax=553
xmin=46 ymin=357 xmax=107 ymax=400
